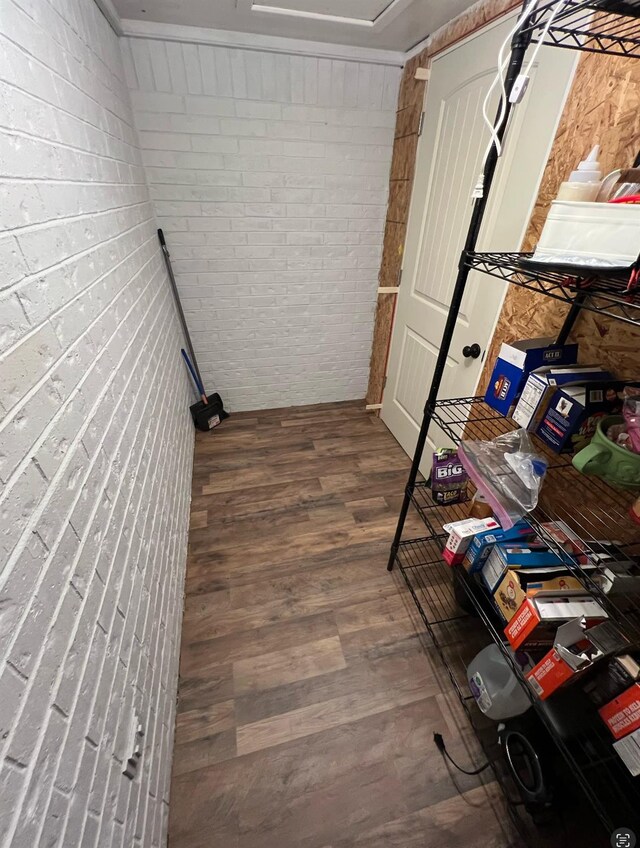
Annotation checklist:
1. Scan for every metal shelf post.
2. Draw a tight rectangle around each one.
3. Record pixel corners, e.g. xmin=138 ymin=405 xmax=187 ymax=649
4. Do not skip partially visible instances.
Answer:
xmin=387 ymin=16 xmax=534 ymax=570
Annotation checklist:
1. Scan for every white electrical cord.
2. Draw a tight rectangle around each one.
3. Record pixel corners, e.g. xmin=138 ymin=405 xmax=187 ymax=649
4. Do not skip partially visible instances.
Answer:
xmin=478 ymin=0 xmax=540 ymax=168
xmin=473 ymin=0 xmax=574 ymax=199
xmin=511 ymin=0 xmax=572 ymax=103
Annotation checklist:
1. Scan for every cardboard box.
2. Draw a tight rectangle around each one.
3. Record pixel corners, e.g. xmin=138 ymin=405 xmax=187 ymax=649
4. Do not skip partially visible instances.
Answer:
xmin=526 ymin=618 xmax=624 ymax=699
xmin=525 ymin=648 xmax=576 ymax=700
xmin=493 ymin=568 xmax=583 ymax=622
xmin=484 ymin=338 xmax=578 ymax=416
xmin=442 ymin=517 xmax=500 ymax=566
xmin=512 ymin=365 xmax=612 ymax=430
xmin=481 ymin=543 xmax=568 ymax=591
xmin=599 ymin=683 xmax=640 ymax=740
xmin=505 ymin=594 xmax=608 ymax=650
xmin=462 ymin=519 xmax=534 ymax=573
xmin=536 ymin=380 xmax=638 ymax=454
xmin=539 ymin=519 xmax=589 ymax=563
xmin=614 ymin=728 xmax=640 ymax=776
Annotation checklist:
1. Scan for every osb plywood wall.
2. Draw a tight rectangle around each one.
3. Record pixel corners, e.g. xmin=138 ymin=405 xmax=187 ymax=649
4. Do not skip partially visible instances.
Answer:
xmin=366 ymin=0 xmax=520 ymax=406
xmin=367 ymin=0 xmax=640 ymax=407
xmin=479 ymin=47 xmax=640 ymax=391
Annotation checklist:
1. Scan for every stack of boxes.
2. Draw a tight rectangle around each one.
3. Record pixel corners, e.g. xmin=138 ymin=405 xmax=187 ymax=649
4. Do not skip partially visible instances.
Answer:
xmin=441 ymin=511 xmax=640 ymax=774
xmin=484 ymin=336 xmax=635 ymax=454
xmin=447 ymin=334 xmax=640 ymax=774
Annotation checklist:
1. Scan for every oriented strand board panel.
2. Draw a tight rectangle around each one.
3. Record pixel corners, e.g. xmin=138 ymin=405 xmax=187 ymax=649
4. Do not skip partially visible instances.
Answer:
xmin=379 ymin=221 xmax=406 ymax=288
xmin=479 ymin=48 xmax=640 ymax=394
xmin=366 ymin=293 xmax=396 ymax=405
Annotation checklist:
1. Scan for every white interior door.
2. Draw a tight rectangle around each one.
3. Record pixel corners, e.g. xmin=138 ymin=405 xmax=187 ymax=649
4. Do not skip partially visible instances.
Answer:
xmin=381 ymin=15 xmax=577 ymax=468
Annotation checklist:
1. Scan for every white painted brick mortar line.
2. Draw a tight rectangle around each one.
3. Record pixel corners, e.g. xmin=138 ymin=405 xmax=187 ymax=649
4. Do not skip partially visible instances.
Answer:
xmin=126 ymin=36 xmax=400 ymax=410
xmin=0 ymin=1 xmax=193 ymax=845
xmin=20 ymin=303 xmax=185 ymax=845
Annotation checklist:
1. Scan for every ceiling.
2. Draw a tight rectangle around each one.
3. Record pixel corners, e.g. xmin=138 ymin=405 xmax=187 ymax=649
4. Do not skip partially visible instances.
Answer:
xmin=113 ymin=0 xmax=478 ymax=52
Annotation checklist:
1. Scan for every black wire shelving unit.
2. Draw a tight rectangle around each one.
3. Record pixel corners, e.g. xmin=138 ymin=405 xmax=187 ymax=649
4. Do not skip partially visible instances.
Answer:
xmin=386 ymin=0 xmax=640 ymax=841
xmin=465 ymin=251 xmax=640 ymax=327
xmin=525 ymin=0 xmax=640 ymax=58
xmin=394 ymin=399 xmax=640 ymax=836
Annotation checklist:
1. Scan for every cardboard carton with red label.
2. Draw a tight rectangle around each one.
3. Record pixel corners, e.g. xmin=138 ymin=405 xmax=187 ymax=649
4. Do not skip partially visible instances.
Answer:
xmin=599 ymin=684 xmax=640 ymax=740
xmin=505 ymin=594 xmax=608 ymax=650
xmin=526 ymin=619 xmax=626 ymax=701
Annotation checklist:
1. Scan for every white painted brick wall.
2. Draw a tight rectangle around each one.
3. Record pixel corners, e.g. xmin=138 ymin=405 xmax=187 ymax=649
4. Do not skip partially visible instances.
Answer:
xmin=124 ymin=37 xmax=401 ymax=410
xmin=0 ymin=1 xmax=194 ymax=845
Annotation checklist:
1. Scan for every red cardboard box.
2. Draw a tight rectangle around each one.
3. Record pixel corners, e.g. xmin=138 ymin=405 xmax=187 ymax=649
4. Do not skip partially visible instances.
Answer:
xmin=526 ymin=619 xmax=627 ymax=701
xmin=505 ymin=599 xmax=543 ymax=649
xmin=599 ymin=684 xmax=640 ymax=740
xmin=505 ymin=594 xmax=607 ymax=650
xmin=526 ymin=649 xmax=575 ymax=700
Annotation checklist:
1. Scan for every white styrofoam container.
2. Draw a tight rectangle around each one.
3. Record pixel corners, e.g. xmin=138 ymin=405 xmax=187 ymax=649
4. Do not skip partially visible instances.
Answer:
xmin=534 ymin=200 xmax=640 ymax=266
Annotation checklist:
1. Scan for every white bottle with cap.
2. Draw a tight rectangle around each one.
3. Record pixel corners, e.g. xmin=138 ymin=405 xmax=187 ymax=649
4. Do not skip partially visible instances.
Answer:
xmin=555 ymin=144 xmax=603 ymax=202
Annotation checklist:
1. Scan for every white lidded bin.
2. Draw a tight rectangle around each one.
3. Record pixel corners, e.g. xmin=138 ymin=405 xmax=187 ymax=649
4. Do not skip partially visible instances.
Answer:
xmin=467 ymin=644 xmax=531 ymax=721
xmin=534 ymin=200 xmax=640 ymax=267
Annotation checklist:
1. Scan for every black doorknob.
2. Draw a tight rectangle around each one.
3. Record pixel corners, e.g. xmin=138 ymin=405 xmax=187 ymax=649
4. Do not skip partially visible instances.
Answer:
xmin=463 ymin=343 xmax=481 ymax=359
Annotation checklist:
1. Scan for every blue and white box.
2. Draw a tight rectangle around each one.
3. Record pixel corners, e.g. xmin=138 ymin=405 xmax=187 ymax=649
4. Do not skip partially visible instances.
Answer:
xmin=484 ymin=338 xmax=578 ymax=416
xmin=512 ymin=365 xmax=613 ymax=430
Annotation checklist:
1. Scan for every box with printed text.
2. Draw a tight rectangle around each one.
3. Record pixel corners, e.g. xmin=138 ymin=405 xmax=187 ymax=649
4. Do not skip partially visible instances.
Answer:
xmin=484 ymin=338 xmax=578 ymax=416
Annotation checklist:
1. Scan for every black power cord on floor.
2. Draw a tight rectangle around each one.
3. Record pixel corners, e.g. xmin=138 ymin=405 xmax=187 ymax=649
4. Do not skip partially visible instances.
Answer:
xmin=433 ymin=732 xmax=491 ymax=776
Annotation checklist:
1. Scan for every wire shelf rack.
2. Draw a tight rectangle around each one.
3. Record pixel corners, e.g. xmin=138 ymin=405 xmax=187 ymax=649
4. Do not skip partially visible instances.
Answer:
xmin=525 ymin=0 xmax=640 ymax=58
xmin=401 ymin=397 xmax=640 ymax=833
xmin=464 ymin=251 xmax=640 ymax=326
xmin=417 ymin=397 xmax=640 ymax=638
xmin=395 ymin=537 xmax=477 ymax=705
xmin=393 ymin=534 xmax=640 ymax=835
xmin=451 ymin=557 xmax=640 ymax=834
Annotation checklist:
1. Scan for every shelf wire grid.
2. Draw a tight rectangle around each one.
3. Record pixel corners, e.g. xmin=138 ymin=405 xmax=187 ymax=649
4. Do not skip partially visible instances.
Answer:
xmin=452 ymin=559 xmax=640 ymax=834
xmin=393 ymin=535 xmax=640 ymax=836
xmin=401 ymin=397 xmax=640 ymax=834
xmin=419 ymin=397 xmax=640 ymax=638
xmin=464 ymin=252 xmax=640 ymax=326
xmin=525 ymin=0 xmax=640 ymax=58
xmin=394 ymin=538 xmax=550 ymax=845
xmin=395 ymin=537 xmax=477 ymax=706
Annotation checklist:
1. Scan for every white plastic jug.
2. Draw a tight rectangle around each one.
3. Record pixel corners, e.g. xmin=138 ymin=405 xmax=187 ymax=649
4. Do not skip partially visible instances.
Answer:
xmin=467 ymin=644 xmax=531 ymax=720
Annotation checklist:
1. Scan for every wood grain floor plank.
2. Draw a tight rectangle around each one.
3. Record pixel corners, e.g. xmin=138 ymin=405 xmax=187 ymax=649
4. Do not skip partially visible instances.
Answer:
xmin=175 ymin=700 xmax=236 ymax=745
xmin=329 ymin=783 xmax=511 ymax=848
xmin=181 ymin=611 xmax=338 ymax=677
xmin=235 ymin=669 xmax=439 ymax=756
xmin=172 ymin=729 xmax=237 ymax=777
xmin=177 ymin=663 xmax=234 ymax=714
xmin=172 ymin=698 xmax=446 ymax=835
xmin=233 ymin=635 xmax=346 ymax=696
xmin=168 ymin=401 xmax=513 ymax=848
xmin=234 ymin=635 xmax=437 ymax=727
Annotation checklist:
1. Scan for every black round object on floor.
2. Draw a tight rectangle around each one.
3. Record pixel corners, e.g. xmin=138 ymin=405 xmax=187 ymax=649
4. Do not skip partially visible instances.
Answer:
xmin=501 ymin=728 xmax=549 ymax=804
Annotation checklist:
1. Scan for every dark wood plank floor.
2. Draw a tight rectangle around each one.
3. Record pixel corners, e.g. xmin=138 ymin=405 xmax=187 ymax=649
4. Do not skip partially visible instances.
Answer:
xmin=167 ymin=401 xmax=516 ymax=848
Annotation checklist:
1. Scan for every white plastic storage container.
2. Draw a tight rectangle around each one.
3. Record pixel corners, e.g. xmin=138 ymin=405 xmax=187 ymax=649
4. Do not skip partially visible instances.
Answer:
xmin=534 ymin=200 xmax=640 ymax=267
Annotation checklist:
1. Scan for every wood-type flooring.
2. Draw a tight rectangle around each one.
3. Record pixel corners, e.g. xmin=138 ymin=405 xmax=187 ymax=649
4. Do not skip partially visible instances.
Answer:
xmin=167 ymin=401 xmax=519 ymax=848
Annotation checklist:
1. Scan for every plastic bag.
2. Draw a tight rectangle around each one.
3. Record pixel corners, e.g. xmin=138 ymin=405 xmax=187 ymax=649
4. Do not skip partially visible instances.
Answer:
xmin=458 ymin=429 xmax=548 ymax=529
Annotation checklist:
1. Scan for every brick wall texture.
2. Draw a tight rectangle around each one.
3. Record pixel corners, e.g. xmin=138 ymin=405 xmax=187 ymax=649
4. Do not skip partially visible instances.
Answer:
xmin=0 ymin=1 xmax=194 ymax=845
xmin=123 ymin=37 xmax=401 ymax=410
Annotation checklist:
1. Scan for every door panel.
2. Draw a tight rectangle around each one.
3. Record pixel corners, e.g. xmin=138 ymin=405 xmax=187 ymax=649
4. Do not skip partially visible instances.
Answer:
xmin=381 ymin=15 xmax=577 ymax=470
